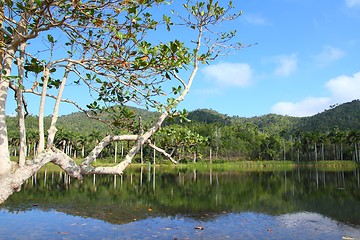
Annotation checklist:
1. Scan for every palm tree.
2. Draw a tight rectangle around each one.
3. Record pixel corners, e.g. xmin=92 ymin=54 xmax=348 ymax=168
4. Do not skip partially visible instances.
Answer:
xmin=77 ymin=134 xmax=88 ymax=158
xmin=88 ymin=130 xmax=102 ymax=160
xmin=318 ymin=132 xmax=327 ymax=161
xmin=347 ymin=130 xmax=360 ymax=162
xmin=328 ymin=128 xmax=347 ymax=160
xmin=26 ymin=129 xmax=39 ymax=156
xmin=8 ymin=130 xmax=19 ymax=157
xmin=301 ymin=132 xmax=313 ymax=161
xmin=293 ymin=131 xmax=303 ymax=163
xmin=213 ymin=126 xmax=222 ymax=160
xmin=312 ymin=131 xmax=321 ymax=162
xmin=69 ymin=132 xmax=80 ymax=158
xmin=54 ymin=127 xmax=67 ymax=152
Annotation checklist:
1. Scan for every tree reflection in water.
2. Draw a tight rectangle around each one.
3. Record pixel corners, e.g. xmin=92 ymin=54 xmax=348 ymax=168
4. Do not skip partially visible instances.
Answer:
xmin=1 ymin=167 xmax=360 ymax=239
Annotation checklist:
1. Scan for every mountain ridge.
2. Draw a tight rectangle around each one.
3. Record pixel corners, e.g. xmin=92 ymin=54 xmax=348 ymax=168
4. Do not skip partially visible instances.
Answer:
xmin=186 ymin=99 xmax=360 ymax=133
xmin=6 ymin=99 xmax=360 ymax=134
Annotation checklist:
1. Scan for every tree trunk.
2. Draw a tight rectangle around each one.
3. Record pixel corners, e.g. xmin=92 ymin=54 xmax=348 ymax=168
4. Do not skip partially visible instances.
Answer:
xmin=16 ymin=42 xmax=27 ymax=166
xmin=27 ymin=144 xmax=31 ymax=156
xmin=121 ymin=142 xmax=124 ymax=157
xmin=297 ymin=149 xmax=300 ymax=163
xmin=37 ymin=67 xmax=50 ymax=153
xmin=340 ymin=143 xmax=343 ymax=160
xmin=283 ymin=142 xmax=286 ymax=161
xmin=82 ymin=144 xmax=85 ymax=158
xmin=114 ymin=142 xmax=117 ymax=163
xmin=62 ymin=140 xmax=66 ymax=152
xmin=0 ymin=47 xmax=16 ymax=175
xmin=216 ymin=146 xmax=219 ymax=160
xmin=47 ymin=65 xmax=71 ymax=148
xmin=153 ymin=144 xmax=156 ymax=165
xmin=140 ymin=145 xmax=143 ymax=164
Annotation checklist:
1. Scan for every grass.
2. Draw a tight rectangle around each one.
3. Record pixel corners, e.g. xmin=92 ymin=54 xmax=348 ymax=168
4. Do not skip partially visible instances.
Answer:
xmin=174 ymin=161 xmax=297 ymax=172
xmin=298 ymin=160 xmax=359 ymax=171
xmin=11 ymin=155 xmax=359 ymax=173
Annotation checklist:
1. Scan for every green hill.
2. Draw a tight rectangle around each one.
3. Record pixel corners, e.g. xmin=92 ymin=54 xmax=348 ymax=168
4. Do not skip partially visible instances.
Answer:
xmin=6 ymin=99 xmax=360 ymax=135
xmin=186 ymin=109 xmax=231 ymax=125
xmin=187 ymin=99 xmax=360 ymax=133
xmin=296 ymin=99 xmax=360 ymax=132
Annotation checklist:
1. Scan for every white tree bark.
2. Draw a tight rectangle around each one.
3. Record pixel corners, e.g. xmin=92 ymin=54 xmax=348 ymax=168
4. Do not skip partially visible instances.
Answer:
xmin=114 ymin=142 xmax=117 ymax=163
xmin=16 ymin=42 xmax=27 ymax=166
xmin=148 ymin=141 xmax=177 ymax=164
xmin=47 ymin=64 xmax=71 ymax=148
xmin=0 ymin=48 xmax=16 ymax=175
xmin=0 ymin=148 xmax=82 ymax=203
xmin=0 ymin=0 xmax=10 ymax=175
xmin=37 ymin=67 xmax=50 ymax=153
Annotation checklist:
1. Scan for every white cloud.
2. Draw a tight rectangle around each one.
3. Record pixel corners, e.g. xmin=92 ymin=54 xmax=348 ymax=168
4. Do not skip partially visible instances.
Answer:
xmin=346 ymin=0 xmax=360 ymax=7
xmin=314 ymin=45 xmax=345 ymax=66
xmin=201 ymin=62 xmax=253 ymax=87
xmin=326 ymin=72 xmax=360 ymax=102
xmin=272 ymin=71 xmax=360 ymax=117
xmin=243 ymin=13 xmax=269 ymax=26
xmin=274 ymin=54 xmax=297 ymax=77
xmin=272 ymin=97 xmax=330 ymax=117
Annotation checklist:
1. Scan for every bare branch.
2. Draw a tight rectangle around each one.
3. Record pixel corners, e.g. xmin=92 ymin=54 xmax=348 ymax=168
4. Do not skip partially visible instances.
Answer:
xmin=171 ymin=71 xmax=187 ymax=88
xmin=47 ymin=63 xmax=72 ymax=148
xmin=49 ymin=147 xmax=83 ymax=180
xmin=81 ymin=134 xmax=139 ymax=167
xmin=147 ymin=140 xmax=178 ymax=164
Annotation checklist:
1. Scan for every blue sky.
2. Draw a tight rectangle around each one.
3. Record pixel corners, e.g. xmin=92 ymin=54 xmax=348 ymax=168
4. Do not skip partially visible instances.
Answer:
xmin=6 ymin=0 xmax=360 ymax=118
xmin=179 ymin=0 xmax=360 ymax=117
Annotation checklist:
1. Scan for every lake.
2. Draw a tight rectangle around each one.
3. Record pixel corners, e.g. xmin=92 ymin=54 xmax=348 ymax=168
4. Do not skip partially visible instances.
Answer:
xmin=1 ymin=165 xmax=360 ymax=239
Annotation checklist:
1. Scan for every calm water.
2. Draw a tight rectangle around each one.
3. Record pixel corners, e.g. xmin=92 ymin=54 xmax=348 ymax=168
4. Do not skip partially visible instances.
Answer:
xmin=1 ymin=166 xmax=360 ymax=239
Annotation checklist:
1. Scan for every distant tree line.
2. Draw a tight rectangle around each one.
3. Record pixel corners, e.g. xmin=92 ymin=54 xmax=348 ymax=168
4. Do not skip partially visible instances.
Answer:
xmin=6 ymin=120 xmax=360 ymax=164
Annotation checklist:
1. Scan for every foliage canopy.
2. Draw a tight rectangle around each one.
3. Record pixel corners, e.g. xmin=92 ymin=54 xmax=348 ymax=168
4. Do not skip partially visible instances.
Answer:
xmin=0 ymin=0 xmax=243 ymax=203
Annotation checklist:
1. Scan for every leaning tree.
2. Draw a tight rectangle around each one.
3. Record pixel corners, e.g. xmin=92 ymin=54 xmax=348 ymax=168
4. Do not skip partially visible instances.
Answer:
xmin=0 ymin=0 xmax=244 ymax=203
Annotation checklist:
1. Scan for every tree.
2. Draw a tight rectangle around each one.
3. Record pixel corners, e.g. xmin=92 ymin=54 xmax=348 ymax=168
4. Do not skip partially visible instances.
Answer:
xmin=328 ymin=128 xmax=346 ymax=160
xmin=154 ymin=125 xmax=207 ymax=162
xmin=0 ymin=0 xmax=244 ymax=203
xmin=259 ymin=134 xmax=281 ymax=160
xmin=346 ymin=130 xmax=360 ymax=162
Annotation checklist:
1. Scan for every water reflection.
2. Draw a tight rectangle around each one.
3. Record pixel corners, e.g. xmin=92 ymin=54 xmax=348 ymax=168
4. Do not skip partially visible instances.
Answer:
xmin=2 ymin=167 xmax=360 ymax=227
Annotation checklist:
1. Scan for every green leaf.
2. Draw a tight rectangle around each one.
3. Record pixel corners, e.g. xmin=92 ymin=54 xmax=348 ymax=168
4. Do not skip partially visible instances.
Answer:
xmin=170 ymin=41 xmax=177 ymax=53
xmin=165 ymin=72 xmax=171 ymax=80
xmin=128 ymin=7 xmax=137 ymax=14
xmin=34 ymin=0 xmax=42 ymax=6
xmin=47 ymin=34 xmax=55 ymax=43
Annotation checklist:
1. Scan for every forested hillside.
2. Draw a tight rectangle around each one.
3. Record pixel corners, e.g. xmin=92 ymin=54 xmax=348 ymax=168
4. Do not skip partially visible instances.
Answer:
xmin=188 ymin=99 xmax=360 ymax=134
xmin=297 ymin=100 xmax=360 ymax=132
xmin=6 ymin=99 xmax=360 ymax=163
